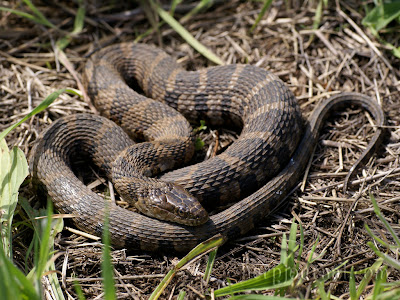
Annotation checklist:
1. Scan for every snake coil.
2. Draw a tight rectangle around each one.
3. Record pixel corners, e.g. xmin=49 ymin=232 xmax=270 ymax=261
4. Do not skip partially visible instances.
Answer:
xmin=30 ymin=43 xmax=385 ymax=252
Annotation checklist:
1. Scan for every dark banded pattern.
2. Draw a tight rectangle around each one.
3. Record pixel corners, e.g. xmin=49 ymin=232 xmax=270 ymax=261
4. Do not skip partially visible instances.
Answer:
xmin=30 ymin=43 xmax=385 ymax=251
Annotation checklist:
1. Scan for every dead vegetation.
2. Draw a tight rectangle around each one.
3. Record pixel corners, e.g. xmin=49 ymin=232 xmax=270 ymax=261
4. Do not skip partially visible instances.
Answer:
xmin=1 ymin=0 xmax=399 ymax=299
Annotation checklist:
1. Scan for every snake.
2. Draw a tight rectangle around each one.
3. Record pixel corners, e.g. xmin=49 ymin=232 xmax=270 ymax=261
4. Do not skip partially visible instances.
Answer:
xmin=30 ymin=43 xmax=385 ymax=252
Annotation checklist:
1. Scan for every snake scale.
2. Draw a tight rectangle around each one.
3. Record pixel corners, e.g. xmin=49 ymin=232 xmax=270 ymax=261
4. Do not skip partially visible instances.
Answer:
xmin=30 ymin=43 xmax=385 ymax=252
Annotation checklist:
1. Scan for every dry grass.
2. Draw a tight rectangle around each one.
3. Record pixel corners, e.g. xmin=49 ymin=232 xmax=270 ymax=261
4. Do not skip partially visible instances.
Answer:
xmin=1 ymin=0 xmax=399 ymax=299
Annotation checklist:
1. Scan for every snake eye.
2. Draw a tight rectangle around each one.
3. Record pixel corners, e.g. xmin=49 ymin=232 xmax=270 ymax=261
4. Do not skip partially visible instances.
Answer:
xmin=178 ymin=208 xmax=185 ymax=217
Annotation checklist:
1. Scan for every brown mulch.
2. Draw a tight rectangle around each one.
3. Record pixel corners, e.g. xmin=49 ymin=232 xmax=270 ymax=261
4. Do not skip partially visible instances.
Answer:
xmin=1 ymin=1 xmax=399 ymax=299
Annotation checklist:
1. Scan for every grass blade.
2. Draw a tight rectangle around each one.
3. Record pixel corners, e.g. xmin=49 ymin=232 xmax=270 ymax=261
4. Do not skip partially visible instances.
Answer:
xmin=370 ymin=194 xmax=400 ymax=247
xmin=57 ymin=0 xmax=86 ymax=49
xmin=22 ymin=0 xmax=55 ymax=28
xmin=214 ymin=263 xmax=294 ymax=297
xmin=0 ymin=140 xmax=29 ymax=258
xmin=204 ymin=248 xmax=217 ymax=285
xmin=152 ymin=2 xmax=223 ymax=65
xmin=169 ymin=0 xmax=183 ymax=15
xmin=0 ymin=242 xmax=41 ymax=300
xmin=176 ymin=290 xmax=186 ymax=300
xmin=287 ymin=219 xmax=297 ymax=268
xmin=36 ymin=203 xmax=54 ymax=278
xmin=355 ymin=258 xmax=383 ymax=299
xmin=180 ymin=0 xmax=213 ymax=24
xmin=368 ymin=242 xmax=400 ymax=270
xmin=73 ymin=0 xmax=85 ymax=34
xmin=372 ymin=266 xmax=387 ymax=299
xmin=250 ymin=0 xmax=273 ymax=33
xmin=316 ymin=280 xmax=329 ymax=300
xmin=297 ymin=220 xmax=304 ymax=263
xmin=349 ymin=267 xmax=356 ymax=300
xmin=312 ymin=0 xmax=323 ymax=30
xmin=150 ymin=235 xmax=224 ymax=299
xmin=19 ymin=198 xmax=64 ymax=299
xmin=364 ymin=223 xmax=393 ymax=249
xmin=74 ymin=280 xmax=86 ymax=300
xmin=0 ymin=7 xmax=49 ymax=26
xmin=102 ymin=212 xmax=116 ymax=300
xmin=0 ymin=88 xmax=80 ymax=141
xmin=280 ymin=233 xmax=288 ymax=265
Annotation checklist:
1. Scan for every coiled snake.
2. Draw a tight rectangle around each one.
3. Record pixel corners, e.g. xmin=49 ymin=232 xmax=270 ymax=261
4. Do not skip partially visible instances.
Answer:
xmin=30 ymin=43 xmax=385 ymax=252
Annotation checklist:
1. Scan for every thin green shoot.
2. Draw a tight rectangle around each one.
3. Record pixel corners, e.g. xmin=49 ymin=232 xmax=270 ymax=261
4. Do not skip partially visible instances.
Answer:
xmin=102 ymin=210 xmax=116 ymax=300
xmin=22 ymin=0 xmax=54 ymax=28
xmin=374 ymin=287 xmax=400 ymax=299
xmin=365 ymin=224 xmax=394 ymax=249
xmin=304 ymin=0 xmax=326 ymax=47
xmin=179 ymin=0 xmax=213 ymax=24
xmin=280 ymin=233 xmax=288 ymax=265
xmin=149 ymin=234 xmax=224 ymax=300
xmin=0 ymin=1 xmax=85 ymax=50
xmin=364 ymin=194 xmax=400 ymax=299
xmin=213 ymin=263 xmax=295 ymax=297
xmin=312 ymin=260 xmax=348 ymax=289
xmin=0 ymin=88 xmax=80 ymax=141
xmin=57 ymin=0 xmax=86 ymax=50
xmin=170 ymin=0 xmax=183 ymax=15
xmin=312 ymin=0 xmax=325 ymax=30
xmin=74 ymin=280 xmax=86 ymax=300
xmin=151 ymin=1 xmax=223 ymax=65
xmin=0 ymin=7 xmax=53 ymax=27
xmin=195 ymin=120 xmax=207 ymax=132
xmin=316 ymin=279 xmax=330 ymax=300
xmin=368 ymin=242 xmax=400 ymax=270
xmin=372 ymin=266 xmax=387 ymax=298
xmin=349 ymin=266 xmax=357 ymax=300
xmin=287 ymin=219 xmax=299 ymax=268
xmin=369 ymin=194 xmax=400 ymax=247
xmin=250 ymin=0 xmax=273 ymax=33
xmin=0 ymin=199 xmax=64 ymax=299
xmin=139 ymin=0 xmax=161 ymax=43
xmin=136 ymin=0 xmax=214 ymax=43
xmin=21 ymin=199 xmax=64 ymax=300
xmin=177 ymin=290 xmax=186 ymax=300
xmin=203 ymin=248 xmax=217 ymax=285
xmin=0 ymin=0 xmax=55 ymax=29
xmin=354 ymin=258 xmax=383 ymax=299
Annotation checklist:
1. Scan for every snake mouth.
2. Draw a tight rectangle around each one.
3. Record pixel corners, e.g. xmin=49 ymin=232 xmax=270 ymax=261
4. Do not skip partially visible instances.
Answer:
xmin=148 ymin=203 xmax=209 ymax=226
xmin=134 ymin=183 xmax=209 ymax=226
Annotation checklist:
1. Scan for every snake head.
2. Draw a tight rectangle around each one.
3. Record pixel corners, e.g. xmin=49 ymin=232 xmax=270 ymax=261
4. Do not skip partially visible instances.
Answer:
xmin=136 ymin=183 xmax=209 ymax=226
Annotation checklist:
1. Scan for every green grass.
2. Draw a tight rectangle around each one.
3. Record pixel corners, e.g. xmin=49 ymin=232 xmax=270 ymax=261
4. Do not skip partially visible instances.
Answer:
xmin=149 ymin=235 xmax=224 ymax=299
xmin=250 ymin=0 xmax=274 ymax=33
xmin=0 ymin=139 xmax=28 ymax=258
xmin=148 ymin=0 xmax=224 ymax=65
xmin=0 ymin=0 xmax=85 ymax=50
xmin=0 ymin=89 xmax=74 ymax=300
xmin=362 ymin=0 xmax=400 ymax=58
xmin=101 ymin=209 xmax=116 ymax=300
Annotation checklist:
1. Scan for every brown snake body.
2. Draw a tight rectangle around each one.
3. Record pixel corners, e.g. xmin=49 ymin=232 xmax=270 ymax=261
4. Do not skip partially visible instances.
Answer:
xmin=30 ymin=43 xmax=385 ymax=252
